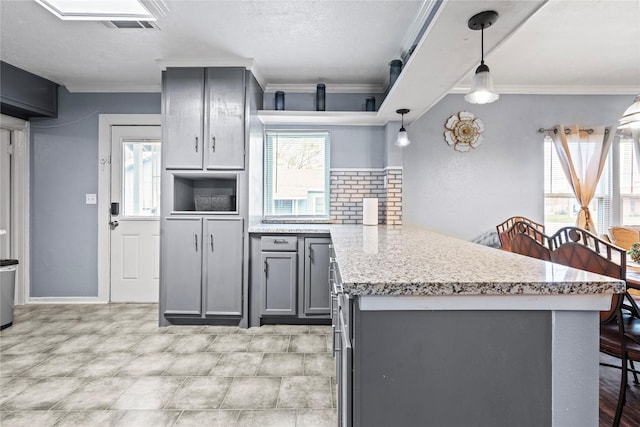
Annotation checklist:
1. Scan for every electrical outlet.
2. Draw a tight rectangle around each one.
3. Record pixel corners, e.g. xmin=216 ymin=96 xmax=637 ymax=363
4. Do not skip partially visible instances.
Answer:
xmin=85 ymin=194 xmax=97 ymax=204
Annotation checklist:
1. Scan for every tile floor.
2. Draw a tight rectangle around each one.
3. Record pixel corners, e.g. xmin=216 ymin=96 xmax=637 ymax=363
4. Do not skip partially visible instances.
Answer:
xmin=0 ymin=304 xmax=337 ymax=426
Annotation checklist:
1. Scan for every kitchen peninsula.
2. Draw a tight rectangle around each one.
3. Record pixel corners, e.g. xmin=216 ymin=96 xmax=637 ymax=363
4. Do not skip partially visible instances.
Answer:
xmin=250 ymin=223 xmax=626 ymax=427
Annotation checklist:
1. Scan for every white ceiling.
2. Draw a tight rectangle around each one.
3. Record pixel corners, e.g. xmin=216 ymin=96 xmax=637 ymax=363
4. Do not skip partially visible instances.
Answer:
xmin=1 ymin=0 xmax=639 ymax=119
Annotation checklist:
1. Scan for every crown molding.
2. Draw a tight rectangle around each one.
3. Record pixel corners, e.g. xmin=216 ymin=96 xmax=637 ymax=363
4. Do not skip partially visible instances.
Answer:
xmin=449 ymin=84 xmax=640 ymax=96
xmin=155 ymin=59 xmax=266 ymax=90
xmin=264 ymin=83 xmax=385 ymax=94
xmin=63 ymin=83 xmax=161 ymax=93
xmin=156 ymin=58 xmax=256 ymax=70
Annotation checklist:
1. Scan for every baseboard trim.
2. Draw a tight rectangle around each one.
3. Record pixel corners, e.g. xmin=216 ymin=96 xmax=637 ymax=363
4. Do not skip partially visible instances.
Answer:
xmin=25 ymin=297 xmax=107 ymax=304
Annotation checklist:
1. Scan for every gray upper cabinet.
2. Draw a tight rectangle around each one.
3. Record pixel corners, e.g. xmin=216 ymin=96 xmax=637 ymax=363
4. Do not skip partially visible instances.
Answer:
xmin=163 ymin=217 xmax=203 ymax=315
xmin=164 ymin=67 xmax=245 ymax=171
xmin=204 ymin=218 xmax=243 ymax=316
xmin=164 ymin=68 xmax=205 ymax=170
xmin=303 ymin=237 xmax=331 ymax=315
xmin=205 ymin=68 xmax=245 ymax=170
xmin=261 ymin=252 xmax=297 ymax=316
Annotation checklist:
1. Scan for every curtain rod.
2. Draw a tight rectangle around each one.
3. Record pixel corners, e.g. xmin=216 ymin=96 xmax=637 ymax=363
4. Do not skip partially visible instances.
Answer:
xmin=537 ymin=127 xmax=597 ymax=135
xmin=537 ymin=128 xmax=617 ymax=136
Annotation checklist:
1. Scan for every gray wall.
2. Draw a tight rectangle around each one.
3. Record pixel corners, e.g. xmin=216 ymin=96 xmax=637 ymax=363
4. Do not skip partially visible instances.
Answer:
xmin=264 ymin=92 xmax=384 ymax=112
xmin=30 ymin=87 xmax=160 ymax=297
xmin=265 ymin=124 xmax=386 ymax=169
xmin=403 ymin=94 xmax=633 ymax=240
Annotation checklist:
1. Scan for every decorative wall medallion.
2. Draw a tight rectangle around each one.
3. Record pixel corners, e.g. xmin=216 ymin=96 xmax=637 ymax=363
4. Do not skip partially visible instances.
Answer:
xmin=444 ymin=111 xmax=485 ymax=152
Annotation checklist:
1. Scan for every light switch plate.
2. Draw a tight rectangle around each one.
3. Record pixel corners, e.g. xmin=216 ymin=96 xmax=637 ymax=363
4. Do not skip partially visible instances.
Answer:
xmin=85 ymin=194 xmax=97 ymax=204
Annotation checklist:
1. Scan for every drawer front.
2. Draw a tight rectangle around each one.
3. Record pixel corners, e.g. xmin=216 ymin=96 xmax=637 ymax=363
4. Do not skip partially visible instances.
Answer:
xmin=260 ymin=235 xmax=297 ymax=251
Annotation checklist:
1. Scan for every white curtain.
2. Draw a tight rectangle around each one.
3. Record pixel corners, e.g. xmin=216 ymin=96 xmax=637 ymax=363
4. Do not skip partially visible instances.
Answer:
xmin=630 ymin=129 xmax=640 ymax=172
xmin=550 ymin=125 xmax=614 ymax=233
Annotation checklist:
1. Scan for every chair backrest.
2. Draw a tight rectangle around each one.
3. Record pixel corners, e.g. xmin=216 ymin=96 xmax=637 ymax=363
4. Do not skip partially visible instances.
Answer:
xmin=507 ymin=221 xmax=551 ymax=261
xmin=549 ymin=226 xmax=625 ymax=323
xmin=496 ymin=216 xmax=546 ymax=250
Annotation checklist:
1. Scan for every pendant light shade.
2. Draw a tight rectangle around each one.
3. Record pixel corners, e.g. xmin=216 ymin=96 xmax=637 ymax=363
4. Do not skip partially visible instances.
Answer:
xmin=395 ymin=109 xmax=411 ymax=147
xmin=465 ymin=63 xmax=499 ymax=104
xmin=465 ymin=11 xmax=499 ymax=105
xmin=619 ymin=95 xmax=640 ymax=129
xmin=396 ymin=129 xmax=410 ymax=147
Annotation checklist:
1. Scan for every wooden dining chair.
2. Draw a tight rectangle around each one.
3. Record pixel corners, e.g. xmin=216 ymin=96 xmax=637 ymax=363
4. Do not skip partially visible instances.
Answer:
xmin=600 ymin=304 xmax=640 ymax=426
xmin=609 ymin=226 xmax=640 ymax=251
xmin=496 ymin=216 xmax=546 ymax=251
xmin=505 ymin=220 xmax=551 ymax=261
xmin=549 ymin=226 xmax=638 ymax=427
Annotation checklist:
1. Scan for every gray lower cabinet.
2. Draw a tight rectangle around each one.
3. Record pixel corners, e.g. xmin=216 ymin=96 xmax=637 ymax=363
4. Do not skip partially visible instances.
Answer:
xmin=204 ymin=218 xmax=243 ymax=316
xmin=261 ymin=252 xmax=297 ymax=316
xmin=303 ymin=237 xmax=331 ymax=315
xmin=250 ymin=233 xmax=332 ymax=325
xmin=163 ymin=217 xmax=243 ymax=317
xmin=163 ymin=217 xmax=202 ymax=315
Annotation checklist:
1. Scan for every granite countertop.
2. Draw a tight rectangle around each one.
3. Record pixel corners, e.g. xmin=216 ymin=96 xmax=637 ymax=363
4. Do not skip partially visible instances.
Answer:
xmin=328 ymin=225 xmax=626 ymax=296
xmin=248 ymin=222 xmax=331 ymax=234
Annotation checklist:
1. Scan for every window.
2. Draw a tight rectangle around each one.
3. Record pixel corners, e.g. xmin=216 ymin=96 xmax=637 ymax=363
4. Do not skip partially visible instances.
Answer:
xmin=543 ymin=135 xmax=612 ymax=234
xmin=122 ymin=141 xmax=161 ymax=217
xmin=619 ymin=135 xmax=640 ymax=225
xmin=264 ymin=131 xmax=329 ymax=218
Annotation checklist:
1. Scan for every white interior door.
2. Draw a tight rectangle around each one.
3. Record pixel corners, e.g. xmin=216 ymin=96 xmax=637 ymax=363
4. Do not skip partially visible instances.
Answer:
xmin=0 ymin=129 xmax=11 ymax=260
xmin=110 ymin=125 xmax=161 ymax=302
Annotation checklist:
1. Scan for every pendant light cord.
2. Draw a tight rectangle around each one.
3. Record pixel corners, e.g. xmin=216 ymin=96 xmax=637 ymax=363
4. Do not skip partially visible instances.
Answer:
xmin=480 ymin=24 xmax=485 ymax=66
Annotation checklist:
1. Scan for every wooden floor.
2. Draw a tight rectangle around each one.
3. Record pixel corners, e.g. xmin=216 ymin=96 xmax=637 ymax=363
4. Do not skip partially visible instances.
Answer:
xmin=600 ymin=354 xmax=640 ymax=427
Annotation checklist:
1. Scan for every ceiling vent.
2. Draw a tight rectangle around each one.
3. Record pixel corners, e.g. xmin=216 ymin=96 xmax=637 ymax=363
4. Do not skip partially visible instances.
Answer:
xmin=102 ymin=20 xmax=159 ymax=29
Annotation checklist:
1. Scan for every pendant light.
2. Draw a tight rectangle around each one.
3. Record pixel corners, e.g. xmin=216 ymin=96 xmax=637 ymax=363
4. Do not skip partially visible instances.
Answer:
xmin=619 ymin=95 xmax=640 ymax=129
xmin=465 ymin=11 xmax=499 ymax=105
xmin=395 ymin=109 xmax=411 ymax=147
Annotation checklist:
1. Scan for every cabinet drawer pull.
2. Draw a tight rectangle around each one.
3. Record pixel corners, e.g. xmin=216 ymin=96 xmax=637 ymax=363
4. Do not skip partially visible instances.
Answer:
xmin=210 ymin=234 xmax=214 ymax=251
xmin=194 ymin=136 xmax=199 ymax=152
xmin=273 ymin=238 xmax=288 ymax=244
xmin=211 ymin=136 xmax=216 ymax=152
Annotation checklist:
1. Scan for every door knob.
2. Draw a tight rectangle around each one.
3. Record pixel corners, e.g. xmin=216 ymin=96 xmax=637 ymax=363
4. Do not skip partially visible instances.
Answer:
xmin=109 ymin=220 xmax=119 ymax=230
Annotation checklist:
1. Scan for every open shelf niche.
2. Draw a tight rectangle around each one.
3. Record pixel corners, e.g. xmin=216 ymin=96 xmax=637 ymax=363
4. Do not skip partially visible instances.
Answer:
xmin=172 ymin=171 xmax=238 ymax=214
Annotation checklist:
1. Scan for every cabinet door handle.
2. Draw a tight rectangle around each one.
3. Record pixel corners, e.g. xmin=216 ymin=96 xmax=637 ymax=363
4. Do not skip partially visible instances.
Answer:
xmin=194 ymin=136 xmax=199 ymax=152
xmin=308 ymin=246 xmax=314 ymax=262
xmin=194 ymin=233 xmax=198 ymax=251
xmin=264 ymin=260 xmax=268 ymax=277
xmin=210 ymin=234 xmax=214 ymax=252
xmin=211 ymin=136 xmax=216 ymax=152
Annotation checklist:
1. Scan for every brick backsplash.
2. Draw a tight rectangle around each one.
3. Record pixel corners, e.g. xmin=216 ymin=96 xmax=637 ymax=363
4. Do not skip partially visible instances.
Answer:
xmin=329 ymin=168 xmax=402 ymax=225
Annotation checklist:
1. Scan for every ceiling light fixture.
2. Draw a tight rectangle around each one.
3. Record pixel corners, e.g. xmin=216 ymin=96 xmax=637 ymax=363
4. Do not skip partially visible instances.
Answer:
xmin=465 ymin=10 xmax=499 ymax=105
xmin=619 ymin=95 xmax=640 ymax=129
xmin=395 ymin=109 xmax=411 ymax=147
xmin=35 ymin=0 xmax=156 ymax=21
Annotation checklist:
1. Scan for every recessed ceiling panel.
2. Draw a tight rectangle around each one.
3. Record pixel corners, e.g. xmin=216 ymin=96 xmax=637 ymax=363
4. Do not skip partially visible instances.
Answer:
xmin=35 ymin=0 xmax=155 ymax=21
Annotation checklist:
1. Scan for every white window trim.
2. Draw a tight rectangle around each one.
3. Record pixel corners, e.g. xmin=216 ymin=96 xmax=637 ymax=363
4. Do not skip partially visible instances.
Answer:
xmin=263 ymin=130 xmax=330 ymax=220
